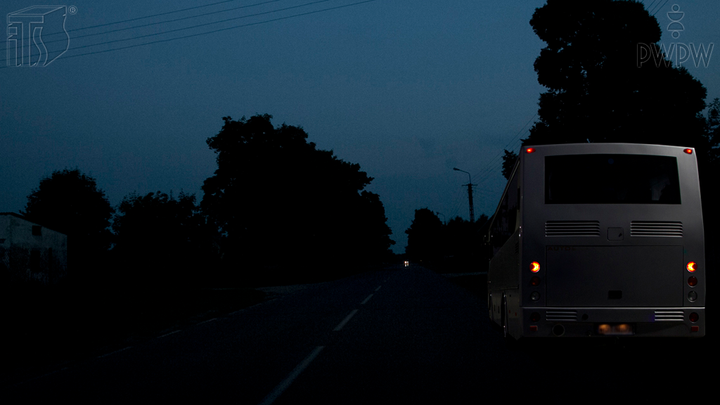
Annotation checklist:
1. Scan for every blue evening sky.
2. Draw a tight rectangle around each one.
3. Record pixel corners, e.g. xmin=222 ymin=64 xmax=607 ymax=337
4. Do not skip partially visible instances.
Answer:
xmin=1 ymin=0 xmax=718 ymax=253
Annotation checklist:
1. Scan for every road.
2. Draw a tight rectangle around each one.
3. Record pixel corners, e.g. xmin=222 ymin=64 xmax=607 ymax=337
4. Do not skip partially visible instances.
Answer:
xmin=2 ymin=265 xmax=713 ymax=403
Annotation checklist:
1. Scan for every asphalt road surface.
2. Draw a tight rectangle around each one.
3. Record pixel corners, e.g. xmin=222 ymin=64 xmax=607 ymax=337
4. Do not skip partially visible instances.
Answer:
xmin=2 ymin=265 xmax=712 ymax=403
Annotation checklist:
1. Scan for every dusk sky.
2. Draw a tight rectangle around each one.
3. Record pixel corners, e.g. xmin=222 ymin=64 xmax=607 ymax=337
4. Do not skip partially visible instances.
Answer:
xmin=2 ymin=0 xmax=718 ymax=253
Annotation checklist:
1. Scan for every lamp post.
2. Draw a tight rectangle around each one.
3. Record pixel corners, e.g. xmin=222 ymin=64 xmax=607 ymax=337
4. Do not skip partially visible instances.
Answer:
xmin=453 ymin=167 xmax=476 ymax=223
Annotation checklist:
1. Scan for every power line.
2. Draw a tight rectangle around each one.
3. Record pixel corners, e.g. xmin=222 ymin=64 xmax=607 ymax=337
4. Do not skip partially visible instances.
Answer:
xmin=65 ymin=0 xmax=335 ymax=54
xmin=473 ymin=137 xmax=523 ymax=187
xmin=472 ymin=113 xmax=535 ymax=179
xmin=643 ymin=0 xmax=658 ymax=13
xmin=2 ymin=0 xmax=378 ymax=67
xmin=469 ymin=113 xmax=536 ymax=185
xmin=445 ymin=113 xmax=533 ymax=220
xmin=1 ymin=0 xmax=285 ymax=52
xmin=658 ymin=0 xmax=671 ymax=16
xmin=72 ymin=0 xmax=279 ymax=32
xmin=650 ymin=0 xmax=670 ymax=16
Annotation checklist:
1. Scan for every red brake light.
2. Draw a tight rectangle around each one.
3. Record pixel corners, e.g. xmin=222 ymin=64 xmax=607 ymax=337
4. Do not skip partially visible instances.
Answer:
xmin=684 ymin=148 xmax=693 ymax=154
xmin=526 ymin=147 xmax=535 ymax=154
xmin=687 ymin=262 xmax=697 ymax=272
xmin=530 ymin=262 xmax=540 ymax=273
xmin=688 ymin=276 xmax=698 ymax=287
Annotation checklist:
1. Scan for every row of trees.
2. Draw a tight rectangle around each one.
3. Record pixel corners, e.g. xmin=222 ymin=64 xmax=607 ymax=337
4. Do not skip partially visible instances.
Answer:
xmin=502 ymin=0 xmax=720 ymax=173
xmin=500 ymin=0 xmax=720 ymax=269
xmin=404 ymin=208 xmax=489 ymax=272
xmin=20 ymin=115 xmax=395 ymax=290
xmin=409 ymin=1 xmax=719 ymax=273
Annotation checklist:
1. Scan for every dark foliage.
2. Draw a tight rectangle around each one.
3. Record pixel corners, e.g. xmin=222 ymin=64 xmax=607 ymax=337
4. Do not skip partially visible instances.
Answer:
xmin=525 ymin=0 xmax=720 ymax=274
xmin=111 ymin=191 xmax=214 ymax=289
xmin=527 ymin=0 xmax=709 ymax=156
xmin=704 ymin=98 xmax=720 ymax=164
xmin=201 ymin=114 xmax=394 ymax=284
xmin=22 ymin=168 xmax=114 ymax=285
xmin=700 ymin=99 xmax=720 ymax=271
xmin=501 ymin=150 xmax=518 ymax=180
xmin=405 ymin=209 xmax=489 ymax=272
xmin=442 ymin=214 xmax=490 ymax=273
xmin=405 ymin=208 xmax=443 ymax=265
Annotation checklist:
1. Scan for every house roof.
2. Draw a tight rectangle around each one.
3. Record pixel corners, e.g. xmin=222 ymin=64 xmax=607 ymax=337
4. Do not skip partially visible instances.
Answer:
xmin=0 ymin=212 xmax=67 ymax=235
xmin=0 ymin=212 xmax=27 ymax=220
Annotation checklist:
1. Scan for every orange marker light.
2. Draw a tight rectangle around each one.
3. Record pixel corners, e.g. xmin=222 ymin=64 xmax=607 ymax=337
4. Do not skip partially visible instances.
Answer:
xmin=598 ymin=324 xmax=611 ymax=335
xmin=687 ymin=262 xmax=697 ymax=272
xmin=684 ymin=148 xmax=693 ymax=154
xmin=526 ymin=147 xmax=535 ymax=154
xmin=530 ymin=261 xmax=540 ymax=273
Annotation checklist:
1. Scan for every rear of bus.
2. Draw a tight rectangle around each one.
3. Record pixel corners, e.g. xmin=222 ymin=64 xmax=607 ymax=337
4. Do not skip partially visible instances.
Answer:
xmin=520 ymin=143 xmax=705 ymax=338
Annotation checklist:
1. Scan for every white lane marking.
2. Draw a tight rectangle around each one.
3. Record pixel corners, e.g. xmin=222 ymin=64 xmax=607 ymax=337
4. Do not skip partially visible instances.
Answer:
xmin=158 ymin=330 xmax=181 ymax=339
xmin=97 ymin=346 xmax=132 ymax=359
xmin=375 ymin=285 xmax=382 ymax=292
xmin=258 ymin=346 xmax=325 ymax=405
xmin=333 ymin=309 xmax=359 ymax=332
xmin=360 ymin=293 xmax=374 ymax=305
xmin=198 ymin=317 xmax=217 ymax=325
xmin=11 ymin=365 xmax=71 ymax=388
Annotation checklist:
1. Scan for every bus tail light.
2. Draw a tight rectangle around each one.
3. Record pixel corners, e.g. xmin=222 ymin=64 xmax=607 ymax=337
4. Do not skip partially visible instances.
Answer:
xmin=526 ymin=147 xmax=535 ymax=154
xmin=687 ymin=262 xmax=697 ymax=272
xmin=689 ymin=313 xmax=699 ymax=323
xmin=530 ymin=276 xmax=541 ymax=286
xmin=530 ymin=262 xmax=540 ymax=273
xmin=688 ymin=276 xmax=698 ymax=287
xmin=684 ymin=148 xmax=693 ymax=154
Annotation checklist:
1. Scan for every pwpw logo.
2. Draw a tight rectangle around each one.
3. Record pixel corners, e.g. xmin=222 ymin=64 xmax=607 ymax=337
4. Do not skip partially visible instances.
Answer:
xmin=6 ymin=5 xmax=73 ymax=67
xmin=636 ymin=4 xmax=714 ymax=69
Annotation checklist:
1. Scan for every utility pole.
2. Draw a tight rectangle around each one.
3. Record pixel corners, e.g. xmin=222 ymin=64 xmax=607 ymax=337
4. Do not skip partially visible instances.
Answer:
xmin=453 ymin=167 xmax=476 ymax=223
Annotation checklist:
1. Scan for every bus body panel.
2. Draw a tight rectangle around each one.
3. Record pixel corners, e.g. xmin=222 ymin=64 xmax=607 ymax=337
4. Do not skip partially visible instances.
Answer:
xmin=545 ymin=245 xmax=684 ymax=307
xmin=487 ymin=143 xmax=705 ymax=339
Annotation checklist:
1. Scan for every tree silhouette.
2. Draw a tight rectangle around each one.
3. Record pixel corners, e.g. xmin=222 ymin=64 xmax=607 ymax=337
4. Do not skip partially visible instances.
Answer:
xmin=201 ymin=114 xmax=394 ymax=283
xmin=501 ymin=150 xmax=518 ymax=180
xmin=23 ymin=169 xmax=114 ymax=285
xmin=522 ymin=1 xmax=720 ymax=280
xmin=701 ymin=98 xmax=720 ymax=273
xmin=704 ymin=98 xmax=720 ymax=164
xmin=112 ymin=191 xmax=210 ymax=289
xmin=442 ymin=214 xmax=490 ymax=272
xmin=405 ymin=208 xmax=443 ymax=266
xmin=526 ymin=0 xmax=710 ymax=155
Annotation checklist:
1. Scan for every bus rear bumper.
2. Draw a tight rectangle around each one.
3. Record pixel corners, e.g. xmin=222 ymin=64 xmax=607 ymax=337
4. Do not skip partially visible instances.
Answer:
xmin=522 ymin=307 xmax=705 ymax=338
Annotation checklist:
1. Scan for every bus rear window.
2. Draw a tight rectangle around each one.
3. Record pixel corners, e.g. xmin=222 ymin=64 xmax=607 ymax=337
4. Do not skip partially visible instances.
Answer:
xmin=545 ymin=154 xmax=681 ymax=204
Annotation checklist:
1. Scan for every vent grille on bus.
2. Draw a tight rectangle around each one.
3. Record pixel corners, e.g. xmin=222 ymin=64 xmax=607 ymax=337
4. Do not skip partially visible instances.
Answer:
xmin=630 ymin=221 xmax=683 ymax=237
xmin=545 ymin=221 xmax=600 ymax=237
xmin=654 ymin=310 xmax=684 ymax=322
xmin=545 ymin=310 xmax=578 ymax=322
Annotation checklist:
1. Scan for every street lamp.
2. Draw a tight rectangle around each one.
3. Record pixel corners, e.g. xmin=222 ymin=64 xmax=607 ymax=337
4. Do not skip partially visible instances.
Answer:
xmin=453 ymin=167 xmax=476 ymax=223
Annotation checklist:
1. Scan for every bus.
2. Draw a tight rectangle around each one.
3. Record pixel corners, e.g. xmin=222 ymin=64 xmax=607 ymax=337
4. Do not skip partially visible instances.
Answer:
xmin=486 ymin=143 xmax=705 ymax=339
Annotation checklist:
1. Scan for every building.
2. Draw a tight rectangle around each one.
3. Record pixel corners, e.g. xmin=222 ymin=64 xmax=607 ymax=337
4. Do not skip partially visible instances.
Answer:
xmin=0 ymin=212 xmax=67 ymax=285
